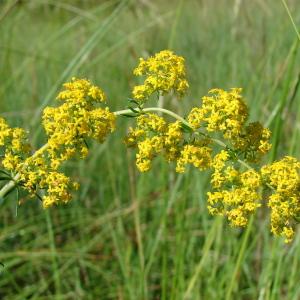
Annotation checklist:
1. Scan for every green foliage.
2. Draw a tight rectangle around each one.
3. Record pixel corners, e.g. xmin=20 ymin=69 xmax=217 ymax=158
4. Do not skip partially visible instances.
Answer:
xmin=0 ymin=0 xmax=300 ymax=299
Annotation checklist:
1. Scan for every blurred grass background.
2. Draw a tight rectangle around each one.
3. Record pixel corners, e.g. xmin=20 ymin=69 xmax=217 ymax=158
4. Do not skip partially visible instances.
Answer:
xmin=0 ymin=0 xmax=300 ymax=299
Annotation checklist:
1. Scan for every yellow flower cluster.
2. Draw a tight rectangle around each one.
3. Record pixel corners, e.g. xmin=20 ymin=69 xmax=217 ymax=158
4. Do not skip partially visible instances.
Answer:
xmin=0 ymin=117 xmax=31 ymax=171
xmin=1 ymin=50 xmax=300 ymax=244
xmin=43 ymin=77 xmax=115 ymax=167
xmin=0 ymin=78 xmax=115 ymax=208
xmin=188 ymin=88 xmax=248 ymax=138
xmin=207 ymin=151 xmax=300 ymax=242
xmin=126 ymin=113 xmax=179 ymax=171
xmin=132 ymin=50 xmax=189 ymax=102
xmin=207 ymin=151 xmax=261 ymax=227
xmin=261 ymin=156 xmax=300 ymax=243
xmin=187 ymin=88 xmax=272 ymax=163
xmin=176 ymin=143 xmax=212 ymax=173
xmin=125 ymin=113 xmax=212 ymax=173
xmin=19 ymin=164 xmax=79 ymax=208
xmin=0 ymin=118 xmax=10 ymax=146
xmin=36 ymin=78 xmax=115 ymax=206
xmin=126 ymin=49 xmax=300 ymax=242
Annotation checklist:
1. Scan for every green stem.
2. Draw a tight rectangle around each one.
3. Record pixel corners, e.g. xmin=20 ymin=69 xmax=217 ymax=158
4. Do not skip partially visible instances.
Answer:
xmin=115 ymin=107 xmax=191 ymax=128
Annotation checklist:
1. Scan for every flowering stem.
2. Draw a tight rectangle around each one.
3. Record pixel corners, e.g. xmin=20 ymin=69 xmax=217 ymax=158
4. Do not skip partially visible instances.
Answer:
xmin=115 ymin=107 xmax=253 ymax=171
xmin=0 ymin=107 xmax=253 ymax=201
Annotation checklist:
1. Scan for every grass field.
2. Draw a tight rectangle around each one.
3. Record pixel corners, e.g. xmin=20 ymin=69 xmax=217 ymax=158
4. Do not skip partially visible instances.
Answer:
xmin=0 ymin=0 xmax=300 ymax=299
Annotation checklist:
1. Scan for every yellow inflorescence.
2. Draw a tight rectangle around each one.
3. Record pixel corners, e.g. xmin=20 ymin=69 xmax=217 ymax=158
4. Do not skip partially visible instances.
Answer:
xmin=176 ymin=144 xmax=212 ymax=173
xmin=261 ymin=157 xmax=300 ymax=243
xmin=38 ymin=78 xmax=115 ymax=206
xmin=126 ymin=50 xmax=300 ymax=243
xmin=125 ymin=113 xmax=180 ymax=172
xmin=42 ymin=78 xmax=115 ymax=168
xmin=188 ymin=88 xmax=248 ymax=138
xmin=0 ymin=78 xmax=115 ymax=208
xmin=187 ymin=88 xmax=272 ymax=163
xmin=210 ymin=150 xmax=231 ymax=188
xmin=125 ymin=113 xmax=212 ymax=173
xmin=0 ymin=117 xmax=31 ymax=172
xmin=125 ymin=50 xmax=300 ymax=243
xmin=1 ymin=50 xmax=300 ymax=243
xmin=208 ymin=153 xmax=262 ymax=227
xmin=43 ymin=78 xmax=115 ymax=162
xmin=132 ymin=50 xmax=189 ymax=102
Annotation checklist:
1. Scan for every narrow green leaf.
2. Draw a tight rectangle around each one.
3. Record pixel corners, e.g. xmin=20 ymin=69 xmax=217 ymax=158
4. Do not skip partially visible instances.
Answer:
xmin=121 ymin=114 xmax=137 ymax=118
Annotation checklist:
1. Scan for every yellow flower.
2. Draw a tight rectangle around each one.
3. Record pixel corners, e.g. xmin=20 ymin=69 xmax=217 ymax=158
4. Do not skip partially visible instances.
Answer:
xmin=1 ymin=49 xmax=298 ymax=245
xmin=187 ymin=107 xmax=205 ymax=130
xmin=210 ymin=150 xmax=230 ymax=188
xmin=208 ymin=164 xmax=261 ymax=227
xmin=43 ymin=78 xmax=116 ymax=170
xmin=136 ymin=113 xmax=167 ymax=133
xmin=57 ymin=77 xmax=106 ymax=103
xmin=261 ymin=156 xmax=300 ymax=242
xmin=2 ymin=151 xmax=21 ymax=170
xmin=187 ymin=88 xmax=248 ymax=139
xmin=187 ymin=89 xmax=271 ymax=163
xmin=0 ymin=118 xmax=12 ymax=146
xmin=132 ymin=50 xmax=189 ymax=102
xmin=163 ymin=121 xmax=183 ymax=162
xmin=176 ymin=144 xmax=212 ymax=173
xmin=136 ymin=136 xmax=164 ymax=172
xmin=0 ymin=78 xmax=116 ymax=208
xmin=240 ymin=169 xmax=261 ymax=188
